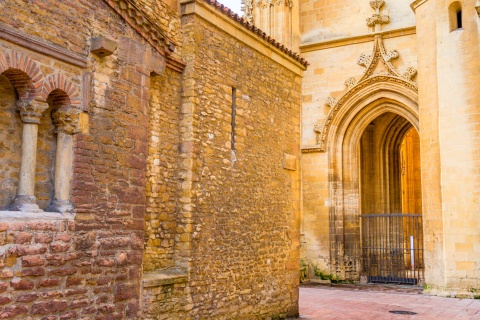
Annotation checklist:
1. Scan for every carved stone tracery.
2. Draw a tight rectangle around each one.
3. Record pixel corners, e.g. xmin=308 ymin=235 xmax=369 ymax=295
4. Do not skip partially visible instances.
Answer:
xmin=312 ymin=34 xmax=418 ymax=152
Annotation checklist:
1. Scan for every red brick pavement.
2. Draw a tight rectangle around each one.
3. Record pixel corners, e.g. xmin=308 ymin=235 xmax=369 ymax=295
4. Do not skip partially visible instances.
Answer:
xmin=297 ymin=285 xmax=480 ymax=320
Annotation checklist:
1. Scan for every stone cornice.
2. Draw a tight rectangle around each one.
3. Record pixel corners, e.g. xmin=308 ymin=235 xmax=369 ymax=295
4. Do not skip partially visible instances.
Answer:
xmin=300 ymin=26 xmax=416 ymax=53
xmin=181 ymin=0 xmax=308 ymax=71
xmin=410 ymin=0 xmax=429 ymax=12
xmin=301 ymin=147 xmax=324 ymax=154
xmin=0 ymin=23 xmax=88 ymax=68
xmin=102 ymin=0 xmax=177 ymax=57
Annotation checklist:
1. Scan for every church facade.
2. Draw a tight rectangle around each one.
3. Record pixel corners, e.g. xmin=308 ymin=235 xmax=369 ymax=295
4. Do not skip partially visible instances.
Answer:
xmin=0 ymin=0 xmax=478 ymax=319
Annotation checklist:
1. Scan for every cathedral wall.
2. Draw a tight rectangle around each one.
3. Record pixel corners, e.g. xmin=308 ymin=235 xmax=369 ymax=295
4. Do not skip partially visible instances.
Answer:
xmin=177 ymin=2 xmax=304 ymax=317
xmin=300 ymin=32 xmax=418 ymax=275
xmin=300 ymin=0 xmax=416 ymax=44
xmin=414 ymin=0 xmax=480 ymax=297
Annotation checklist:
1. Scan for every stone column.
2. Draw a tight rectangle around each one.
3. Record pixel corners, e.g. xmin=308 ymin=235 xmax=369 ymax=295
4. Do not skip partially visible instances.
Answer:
xmin=10 ymin=100 xmax=48 ymax=212
xmin=47 ymin=107 xmax=80 ymax=213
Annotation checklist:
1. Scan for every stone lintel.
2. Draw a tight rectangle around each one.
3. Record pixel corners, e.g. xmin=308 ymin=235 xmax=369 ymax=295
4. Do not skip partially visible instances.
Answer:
xmin=143 ymin=267 xmax=188 ymax=287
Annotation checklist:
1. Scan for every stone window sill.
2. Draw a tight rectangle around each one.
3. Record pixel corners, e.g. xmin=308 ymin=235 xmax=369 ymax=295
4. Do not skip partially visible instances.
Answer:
xmin=143 ymin=267 xmax=188 ymax=288
xmin=0 ymin=211 xmax=74 ymax=221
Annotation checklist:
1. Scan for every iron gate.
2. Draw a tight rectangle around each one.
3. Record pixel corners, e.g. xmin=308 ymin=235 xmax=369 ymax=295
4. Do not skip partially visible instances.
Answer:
xmin=360 ymin=214 xmax=424 ymax=285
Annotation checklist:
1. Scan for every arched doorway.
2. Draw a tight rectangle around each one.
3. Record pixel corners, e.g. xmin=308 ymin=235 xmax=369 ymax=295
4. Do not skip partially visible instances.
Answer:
xmin=321 ymin=77 xmax=422 ymax=283
xmin=359 ymin=113 xmax=424 ymax=284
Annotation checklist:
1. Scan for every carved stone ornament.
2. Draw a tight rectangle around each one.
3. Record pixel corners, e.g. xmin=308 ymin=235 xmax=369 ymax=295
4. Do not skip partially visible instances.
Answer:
xmin=370 ymin=0 xmax=385 ymax=10
xmin=311 ymin=35 xmax=418 ymax=153
xmin=52 ymin=107 xmax=81 ymax=135
xmin=383 ymin=50 xmax=399 ymax=62
xmin=402 ymin=67 xmax=417 ymax=81
xmin=366 ymin=0 xmax=389 ymax=28
xmin=325 ymin=97 xmax=336 ymax=108
xmin=241 ymin=0 xmax=254 ymax=23
xmin=366 ymin=14 xmax=390 ymax=27
xmin=17 ymin=100 xmax=48 ymax=124
xmin=344 ymin=77 xmax=356 ymax=89
xmin=358 ymin=53 xmax=373 ymax=67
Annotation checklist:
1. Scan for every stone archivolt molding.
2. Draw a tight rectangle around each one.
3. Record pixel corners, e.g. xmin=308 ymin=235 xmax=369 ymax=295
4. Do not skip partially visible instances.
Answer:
xmin=310 ymin=35 xmax=418 ymax=153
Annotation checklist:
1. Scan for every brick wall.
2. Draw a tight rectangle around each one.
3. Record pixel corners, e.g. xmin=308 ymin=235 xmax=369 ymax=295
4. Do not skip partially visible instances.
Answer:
xmin=0 ymin=0 xmax=173 ymax=317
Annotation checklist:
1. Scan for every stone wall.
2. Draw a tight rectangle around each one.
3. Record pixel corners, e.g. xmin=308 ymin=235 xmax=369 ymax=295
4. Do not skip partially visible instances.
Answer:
xmin=0 ymin=76 xmax=21 ymax=210
xmin=413 ymin=0 xmax=480 ymax=297
xmin=178 ymin=2 xmax=304 ymax=317
xmin=144 ymin=68 xmax=182 ymax=272
xmin=300 ymin=0 xmax=415 ymax=44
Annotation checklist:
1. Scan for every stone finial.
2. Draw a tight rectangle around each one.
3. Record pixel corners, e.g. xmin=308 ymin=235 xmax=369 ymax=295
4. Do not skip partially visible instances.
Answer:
xmin=241 ymin=0 xmax=254 ymax=23
xmin=370 ymin=0 xmax=385 ymax=11
xmin=52 ymin=107 xmax=81 ymax=135
xmin=366 ymin=0 xmax=390 ymax=28
xmin=17 ymin=100 xmax=48 ymax=124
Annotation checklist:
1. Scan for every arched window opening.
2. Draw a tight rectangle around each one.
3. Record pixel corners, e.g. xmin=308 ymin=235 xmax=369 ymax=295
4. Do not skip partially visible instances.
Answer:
xmin=0 ymin=74 xmax=22 ymax=210
xmin=449 ymin=1 xmax=463 ymax=31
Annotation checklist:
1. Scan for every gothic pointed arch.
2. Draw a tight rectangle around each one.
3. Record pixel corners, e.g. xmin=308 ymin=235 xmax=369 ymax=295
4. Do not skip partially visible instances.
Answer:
xmin=312 ymin=35 xmax=418 ymax=153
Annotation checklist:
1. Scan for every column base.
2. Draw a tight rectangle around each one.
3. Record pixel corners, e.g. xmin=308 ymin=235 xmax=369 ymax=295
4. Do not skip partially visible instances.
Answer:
xmin=46 ymin=200 xmax=73 ymax=213
xmin=10 ymin=195 xmax=43 ymax=212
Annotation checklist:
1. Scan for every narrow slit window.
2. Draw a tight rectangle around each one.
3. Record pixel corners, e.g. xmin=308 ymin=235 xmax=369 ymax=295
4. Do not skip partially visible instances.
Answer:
xmin=231 ymin=87 xmax=236 ymax=151
xmin=456 ymin=10 xmax=462 ymax=29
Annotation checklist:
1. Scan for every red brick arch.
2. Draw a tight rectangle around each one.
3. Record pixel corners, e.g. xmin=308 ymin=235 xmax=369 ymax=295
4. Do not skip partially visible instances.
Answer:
xmin=42 ymin=73 xmax=81 ymax=108
xmin=0 ymin=49 xmax=44 ymax=101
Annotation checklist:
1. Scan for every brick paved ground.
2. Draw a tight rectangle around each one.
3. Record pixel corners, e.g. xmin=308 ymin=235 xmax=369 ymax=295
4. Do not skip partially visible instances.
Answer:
xmin=296 ymin=284 xmax=480 ymax=320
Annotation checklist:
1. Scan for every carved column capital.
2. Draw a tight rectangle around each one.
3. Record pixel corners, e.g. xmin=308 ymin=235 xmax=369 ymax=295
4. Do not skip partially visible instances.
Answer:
xmin=52 ymin=107 xmax=81 ymax=135
xmin=17 ymin=100 xmax=48 ymax=124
